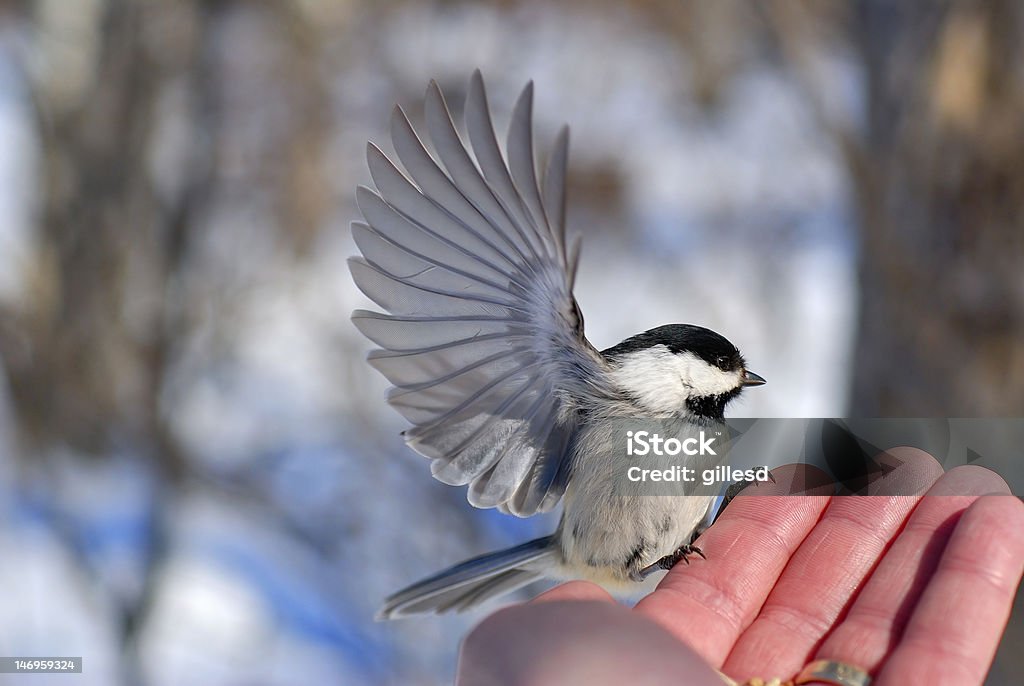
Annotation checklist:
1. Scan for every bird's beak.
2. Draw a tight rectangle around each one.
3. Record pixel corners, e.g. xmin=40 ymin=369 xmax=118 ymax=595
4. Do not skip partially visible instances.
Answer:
xmin=742 ymin=370 xmax=766 ymax=387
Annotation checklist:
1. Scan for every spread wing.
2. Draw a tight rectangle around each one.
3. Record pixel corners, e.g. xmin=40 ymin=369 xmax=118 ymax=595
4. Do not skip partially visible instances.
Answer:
xmin=349 ymin=71 xmax=609 ymax=516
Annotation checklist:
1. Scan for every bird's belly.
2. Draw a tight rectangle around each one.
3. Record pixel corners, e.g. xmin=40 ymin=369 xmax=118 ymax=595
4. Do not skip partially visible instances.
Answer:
xmin=555 ymin=419 xmax=721 ymax=585
xmin=558 ymin=491 xmax=713 ymax=586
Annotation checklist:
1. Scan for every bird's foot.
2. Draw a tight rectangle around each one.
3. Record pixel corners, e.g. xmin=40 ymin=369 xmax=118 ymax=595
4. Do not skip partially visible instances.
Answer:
xmin=631 ymin=543 xmax=706 ymax=581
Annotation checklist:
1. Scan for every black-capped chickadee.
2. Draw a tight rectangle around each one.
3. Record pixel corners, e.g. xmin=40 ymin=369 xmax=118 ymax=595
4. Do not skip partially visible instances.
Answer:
xmin=349 ymin=71 xmax=766 ymax=619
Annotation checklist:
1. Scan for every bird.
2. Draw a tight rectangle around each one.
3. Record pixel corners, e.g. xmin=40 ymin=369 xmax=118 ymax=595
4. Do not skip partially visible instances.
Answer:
xmin=348 ymin=71 xmax=766 ymax=619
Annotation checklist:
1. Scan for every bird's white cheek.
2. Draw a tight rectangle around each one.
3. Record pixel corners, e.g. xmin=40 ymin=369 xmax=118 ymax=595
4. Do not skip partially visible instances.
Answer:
xmin=674 ymin=352 xmax=742 ymax=396
xmin=609 ymin=347 xmax=743 ymax=413
xmin=608 ymin=346 xmax=692 ymax=413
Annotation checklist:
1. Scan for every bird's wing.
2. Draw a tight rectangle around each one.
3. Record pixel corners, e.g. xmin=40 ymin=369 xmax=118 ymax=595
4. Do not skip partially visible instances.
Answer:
xmin=350 ymin=71 xmax=609 ymax=516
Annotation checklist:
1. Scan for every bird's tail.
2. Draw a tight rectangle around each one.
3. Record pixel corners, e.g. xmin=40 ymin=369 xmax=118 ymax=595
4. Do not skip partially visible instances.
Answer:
xmin=377 ymin=535 xmax=557 ymax=620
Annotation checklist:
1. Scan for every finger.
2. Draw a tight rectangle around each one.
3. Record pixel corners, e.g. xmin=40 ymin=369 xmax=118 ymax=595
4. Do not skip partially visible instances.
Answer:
xmin=741 ymin=463 xmax=839 ymax=497
xmin=810 ymin=466 xmax=1010 ymax=675
xmin=863 ymin=446 xmax=949 ymax=495
xmin=530 ymin=580 xmax=615 ymax=605
xmin=635 ymin=464 xmax=832 ymax=666
xmin=458 ymin=600 xmax=728 ymax=685
xmin=722 ymin=448 xmax=943 ymax=682
xmin=876 ymin=495 xmax=1024 ymax=686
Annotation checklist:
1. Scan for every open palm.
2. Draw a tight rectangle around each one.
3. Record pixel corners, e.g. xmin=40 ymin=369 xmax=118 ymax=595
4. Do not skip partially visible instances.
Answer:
xmin=458 ymin=449 xmax=1024 ymax=685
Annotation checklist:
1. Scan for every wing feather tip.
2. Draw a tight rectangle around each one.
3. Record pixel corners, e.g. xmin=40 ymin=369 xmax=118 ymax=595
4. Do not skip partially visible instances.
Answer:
xmin=521 ymin=79 xmax=534 ymax=100
xmin=389 ymin=104 xmax=408 ymax=133
xmin=511 ymin=80 xmax=534 ymax=120
xmin=365 ymin=140 xmax=391 ymax=172
xmin=346 ymin=254 xmax=368 ymax=270
xmin=350 ymin=308 xmax=386 ymax=325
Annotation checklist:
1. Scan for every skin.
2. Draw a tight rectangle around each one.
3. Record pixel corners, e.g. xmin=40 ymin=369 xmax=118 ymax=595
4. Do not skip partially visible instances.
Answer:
xmin=457 ymin=449 xmax=1024 ymax=685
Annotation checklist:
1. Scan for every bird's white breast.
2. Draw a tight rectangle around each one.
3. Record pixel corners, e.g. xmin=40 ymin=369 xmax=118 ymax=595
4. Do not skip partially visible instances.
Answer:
xmin=555 ymin=419 xmax=717 ymax=587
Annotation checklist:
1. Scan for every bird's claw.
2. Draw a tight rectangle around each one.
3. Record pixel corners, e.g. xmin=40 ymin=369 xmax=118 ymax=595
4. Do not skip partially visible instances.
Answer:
xmin=632 ymin=543 xmax=706 ymax=582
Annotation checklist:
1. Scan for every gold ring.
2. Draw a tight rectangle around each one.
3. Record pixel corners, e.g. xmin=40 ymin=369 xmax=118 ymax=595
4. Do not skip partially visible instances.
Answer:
xmin=795 ymin=659 xmax=871 ymax=686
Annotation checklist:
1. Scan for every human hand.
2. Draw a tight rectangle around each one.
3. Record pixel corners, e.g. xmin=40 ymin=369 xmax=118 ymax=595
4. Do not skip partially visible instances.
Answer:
xmin=457 ymin=450 xmax=1024 ymax=685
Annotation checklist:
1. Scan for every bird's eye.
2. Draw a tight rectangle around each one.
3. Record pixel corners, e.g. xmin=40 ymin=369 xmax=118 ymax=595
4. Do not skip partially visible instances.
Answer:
xmin=716 ymin=356 xmax=728 ymax=367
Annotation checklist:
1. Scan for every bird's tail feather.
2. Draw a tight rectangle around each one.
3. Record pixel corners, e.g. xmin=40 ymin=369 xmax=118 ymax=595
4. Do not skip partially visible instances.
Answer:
xmin=378 ymin=535 xmax=556 ymax=620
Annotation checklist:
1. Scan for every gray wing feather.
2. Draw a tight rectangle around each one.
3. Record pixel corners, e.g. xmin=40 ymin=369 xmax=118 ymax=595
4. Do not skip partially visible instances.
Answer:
xmin=351 ymin=222 xmax=511 ymax=303
xmin=542 ymin=126 xmax=569 ymax=261
xmin=424 ymin=82 xmax=535 ymax=263
xmin=465 ymin=73 xmax=547 ymax=260
xmin=506 ymin=82 xmax=552 ymax=249
xmin=355 ymin=186 xmax=520 ymax=291
xmin=351 ymin=71 xmax=609 ymax=516
xmin=366 ymin=144 xmax=517 ymax=273
xmin=351 ymin=310 xmax=521 ymax=350
xmin=348 ymin=257 xmax=509 ymax=317
xmin=390 ymin=107 xmax=526 ymax=267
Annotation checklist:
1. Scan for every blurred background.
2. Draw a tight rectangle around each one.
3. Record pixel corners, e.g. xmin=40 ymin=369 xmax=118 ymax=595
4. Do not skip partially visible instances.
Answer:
xmin=0 ymin=0 xmax=1021 ymax=684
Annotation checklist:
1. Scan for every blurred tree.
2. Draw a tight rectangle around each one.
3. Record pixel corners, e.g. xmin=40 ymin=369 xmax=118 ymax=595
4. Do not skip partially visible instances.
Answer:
xmin=0 ymin=0 xmax=336 ymax=466
xmin=761 ymin=0 xmax=1024 ymax=414
xmin=0 ymin=0 xmax=340 ymax=667
xmin=0 ymin=7 xmax=212 ymax=672
xmin=848 ymin=0 xmax=1024 ymax=415
xmin=1 ymin=0 xmax=201 ymax=466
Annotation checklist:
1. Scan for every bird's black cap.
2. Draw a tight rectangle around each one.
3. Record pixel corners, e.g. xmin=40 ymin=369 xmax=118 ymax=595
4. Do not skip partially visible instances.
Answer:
xmin=601 ymin=324 xmax=745 ymax=372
